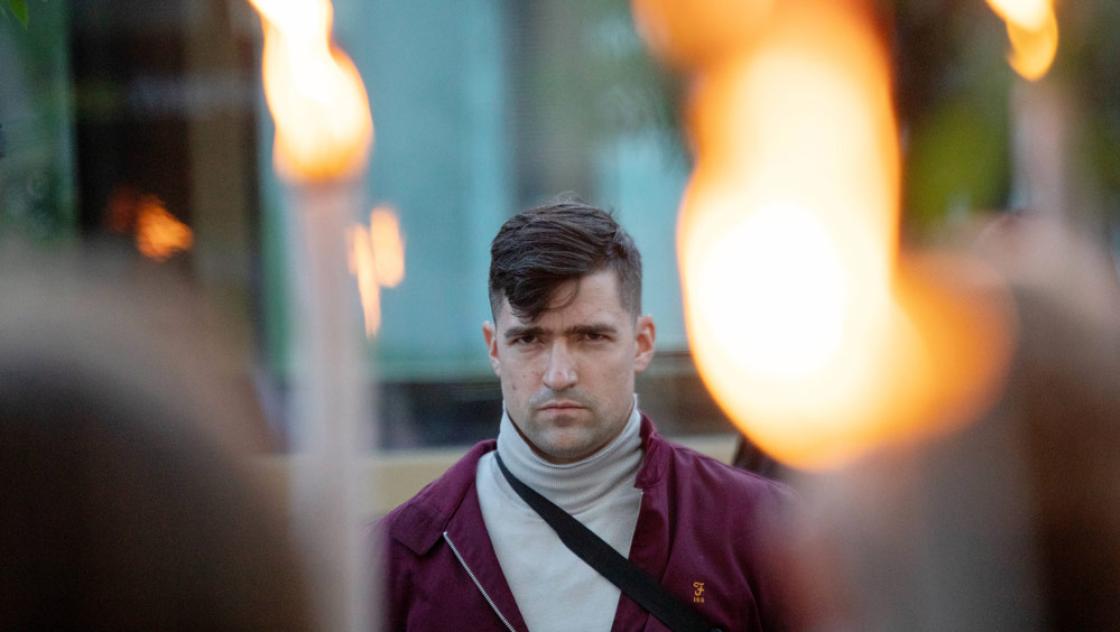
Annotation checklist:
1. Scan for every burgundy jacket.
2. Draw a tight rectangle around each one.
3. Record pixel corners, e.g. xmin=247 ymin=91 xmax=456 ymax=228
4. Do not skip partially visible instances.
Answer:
xmin=376 ymin=416 xmax=794 ymax=631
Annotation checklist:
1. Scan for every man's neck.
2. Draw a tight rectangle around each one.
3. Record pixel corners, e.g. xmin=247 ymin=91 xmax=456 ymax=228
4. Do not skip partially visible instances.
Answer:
xmin=495 ymin=399 xmax=642 ymax=511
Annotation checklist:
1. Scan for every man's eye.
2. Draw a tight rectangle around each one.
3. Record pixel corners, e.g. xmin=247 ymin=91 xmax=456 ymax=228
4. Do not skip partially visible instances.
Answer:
xmin=582 ymin=333 xmax=607 ymax=343
xmin=512 ymin=335 xmax=539 ymax=345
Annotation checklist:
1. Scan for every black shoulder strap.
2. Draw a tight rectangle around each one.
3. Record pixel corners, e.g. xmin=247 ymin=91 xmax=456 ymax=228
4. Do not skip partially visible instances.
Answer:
xmin=494 ymin=452 xmax=722 ymax=632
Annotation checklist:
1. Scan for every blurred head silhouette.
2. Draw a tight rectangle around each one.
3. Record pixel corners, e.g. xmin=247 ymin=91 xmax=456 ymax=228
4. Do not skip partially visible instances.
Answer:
xmin=0 ymin=247 xmax=312 ymax=631
xmin=788 ymin=216 xmax=1120 ymax=631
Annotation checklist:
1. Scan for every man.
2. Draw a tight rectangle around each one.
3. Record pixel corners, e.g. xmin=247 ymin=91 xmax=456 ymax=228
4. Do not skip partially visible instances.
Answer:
xmin=378 ymin=199 xmax=793 ymax=631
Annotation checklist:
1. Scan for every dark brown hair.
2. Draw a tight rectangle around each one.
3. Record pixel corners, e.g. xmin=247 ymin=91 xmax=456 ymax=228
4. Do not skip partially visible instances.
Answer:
xmin=488 ymin=197 xmax=642 ymax=322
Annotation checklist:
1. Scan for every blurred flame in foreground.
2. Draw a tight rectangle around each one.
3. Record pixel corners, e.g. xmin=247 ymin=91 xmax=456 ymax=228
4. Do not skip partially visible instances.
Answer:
xmin=348 ymin=206 xmax=405 ymax=337
xmin=985 ymin=0 xmax=1059 ymax=81
xmin=631 ymin=0 xmax=774 ymax=70
xmin=105 ymin=186 xmax=193 ymax=262
xmin=638 ymin=0 xmax=1015 ymax=469
xmin=248 ymin=0 xmax=373 ymax=183
xmin=368 ymin=208 xmax=405 ymax=287
xmin=106 ymin=186 xmax=139 ymax=234
xmin=136 ymin=198 xmax=194 ymax=262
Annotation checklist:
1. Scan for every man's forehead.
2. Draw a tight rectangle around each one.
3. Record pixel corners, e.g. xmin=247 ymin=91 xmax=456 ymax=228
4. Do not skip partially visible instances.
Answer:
xmin=494 ymin=296 xmax=558 ymax=330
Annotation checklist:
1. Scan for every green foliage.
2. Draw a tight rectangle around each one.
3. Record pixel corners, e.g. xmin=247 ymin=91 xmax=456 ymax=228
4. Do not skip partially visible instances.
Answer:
xmin=4 ymin=0 xmax=30 ymax=28
xmin=0 ymin=0 xmax=76 ymax=242
xmin=904 ymin=97 xmax=1010 ymax=237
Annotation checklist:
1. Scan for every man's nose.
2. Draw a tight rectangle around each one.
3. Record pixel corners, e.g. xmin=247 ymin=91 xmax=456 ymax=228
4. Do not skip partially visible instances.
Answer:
xmin=542 ymin=342 xmax=578 ymax=391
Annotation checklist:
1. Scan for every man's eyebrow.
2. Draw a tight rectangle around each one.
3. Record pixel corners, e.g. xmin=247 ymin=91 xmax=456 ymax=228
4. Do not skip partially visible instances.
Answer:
xmin=565 ymin=323 xmax=618 ymax=336
xmin=504 ymin=325 xmax=545 ymax=340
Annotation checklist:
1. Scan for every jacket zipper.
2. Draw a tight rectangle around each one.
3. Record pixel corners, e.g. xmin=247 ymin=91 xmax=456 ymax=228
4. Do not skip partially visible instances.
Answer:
xmin=443 ymin=531 xmax=517 ymax=632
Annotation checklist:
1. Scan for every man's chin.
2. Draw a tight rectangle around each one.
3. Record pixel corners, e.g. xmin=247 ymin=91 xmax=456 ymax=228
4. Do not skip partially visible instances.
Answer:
xmin=535 ymin=406 xmax=590 ymax=425
xmin=533 ymin=430 xmax=598 ymax=464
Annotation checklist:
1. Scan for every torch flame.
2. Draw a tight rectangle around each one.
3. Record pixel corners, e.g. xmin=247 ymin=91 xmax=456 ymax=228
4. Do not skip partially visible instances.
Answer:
xmin=985 ymin=0 xmax=1059 ymax=81
xmin=663 ymin=2 xmax=1014 ymax=469
xmin=136 ymin=198 xmax=194 ymax=262
xmin=348 ymin=205 xmax=406 ymax=337
xmin=349 ymin=224 xmax=381 ymax=337
xmin=368 ymin=207 xmax=405 ymax=288
xmin=631 ymin=0 xmax=775 ymax=70
xmin=248 ymin=0 xmax=373 ymax=183
xmin=106 ymin=187 xmax=193 ymax=262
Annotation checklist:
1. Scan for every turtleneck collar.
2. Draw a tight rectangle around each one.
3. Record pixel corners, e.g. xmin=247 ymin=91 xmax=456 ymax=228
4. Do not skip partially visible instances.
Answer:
xmin=495 ymin=396 xmax=643 ymax=514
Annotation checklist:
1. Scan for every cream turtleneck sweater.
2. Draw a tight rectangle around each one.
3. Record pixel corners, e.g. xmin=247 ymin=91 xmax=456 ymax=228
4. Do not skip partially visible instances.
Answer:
xmin=476 ymin=399 xmax=644 ymax=632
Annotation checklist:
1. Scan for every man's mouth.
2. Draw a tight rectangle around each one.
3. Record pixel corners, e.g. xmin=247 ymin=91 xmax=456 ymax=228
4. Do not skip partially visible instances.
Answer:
xmin=539 ymin=401 xmax=585 ymax=411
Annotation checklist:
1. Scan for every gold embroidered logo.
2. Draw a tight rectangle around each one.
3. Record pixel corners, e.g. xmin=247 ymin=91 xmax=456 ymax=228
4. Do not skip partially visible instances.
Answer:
xmin=692 ymin=581 xmax=705 ymax=604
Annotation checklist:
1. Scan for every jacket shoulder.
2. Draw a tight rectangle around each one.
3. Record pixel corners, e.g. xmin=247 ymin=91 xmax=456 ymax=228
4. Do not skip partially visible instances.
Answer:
xmin=376 ymin=440 xmax=495 ymax=555
xmin=658 ymin=436 xmax=796 ymax=510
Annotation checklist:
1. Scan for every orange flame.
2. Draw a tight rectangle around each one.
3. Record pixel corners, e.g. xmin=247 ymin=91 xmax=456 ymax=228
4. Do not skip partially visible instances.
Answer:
xmin=985 ymin=0 xmax=1059 ymax=81
xmin=654 ymin=1 xmax=1014 ymax=469
xmin=248 ymin=0 xmax=373 ymax=183
xmin=135 ymin=196 xmax=193 ymax=262
xmin=106 ymin=186 xmax=139 ymax=233
xmin=349 ymin=224 xmax=381 ymax=336
xmin=631 ymin=0 xmax=774 ymax=70
xmin=348 ymin=205 xmax=406 ymax=337
xmin=368 ymin=207 xmax=405 ymax=288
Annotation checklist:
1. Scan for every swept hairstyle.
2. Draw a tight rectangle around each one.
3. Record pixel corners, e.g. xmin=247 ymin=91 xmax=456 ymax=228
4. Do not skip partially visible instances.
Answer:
xmin=488 ymin=197 xmax=642 ymax=322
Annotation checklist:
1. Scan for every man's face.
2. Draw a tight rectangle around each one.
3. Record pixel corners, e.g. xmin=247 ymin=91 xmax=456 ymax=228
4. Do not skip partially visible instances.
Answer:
xmin=483 ymin=269 xmax=656 ymax=464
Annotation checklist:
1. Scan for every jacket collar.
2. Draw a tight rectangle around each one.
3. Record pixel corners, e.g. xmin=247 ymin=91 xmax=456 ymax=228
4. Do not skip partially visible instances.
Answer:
xmin=635 ymin=414 xmax=669 ymax=490
xmin=389 ymin=414 xmax=670 ymax=555
xmin=389 ymin=440 xmax=496 ymax=555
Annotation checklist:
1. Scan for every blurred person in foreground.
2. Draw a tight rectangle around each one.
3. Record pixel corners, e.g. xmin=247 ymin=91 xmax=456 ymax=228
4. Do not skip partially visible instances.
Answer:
xmin=787 ymin=215 xmax=1120 ymax=631
xmin=0 ymin=249 xmax=312 ymax=631
xmin=376 ymin=199 xmax=794 ymax=631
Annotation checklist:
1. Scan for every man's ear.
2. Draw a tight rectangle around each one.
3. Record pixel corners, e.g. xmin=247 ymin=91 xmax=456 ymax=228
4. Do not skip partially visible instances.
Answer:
xmin=633 ymin=314 xmax=656 ymax=372
xmin=482 ymin=321 xmax=501 ymax=376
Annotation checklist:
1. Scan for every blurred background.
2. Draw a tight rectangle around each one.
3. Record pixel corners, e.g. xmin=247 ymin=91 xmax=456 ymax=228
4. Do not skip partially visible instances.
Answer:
xmin=2 ymin=0 xmax=1118 ymax=490
xmin=1 ymin=0 xmax=727 ymax=454
xmin=5 ymin=1 xmax=1120 ymax=630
